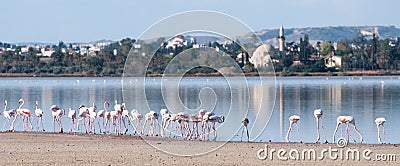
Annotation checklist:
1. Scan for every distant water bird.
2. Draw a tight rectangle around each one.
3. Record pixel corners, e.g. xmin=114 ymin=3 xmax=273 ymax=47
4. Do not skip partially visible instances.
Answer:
xmin=241 ymin=117 xmax=249 ymax=142
xmin=34 ymin=101 xmax=44 ymax=131
xmin=87 ymin=103 xmax=97 ymax=133
xmin=50 ymin=105 xmax=64 ymax=133
xmin=11 ymin=99 xmax=33 ymax=132
xmin=314 ymin=109 xmax=328 ymax=143
xmin=67 ymin=108 xmax=76 ymax=133
xmin=375 ymin=117 xmax=386 ymax=144
xmin=285 ymin=115 xmax=302 ymax=143
xmin=333 ymin=116 xmax=363 ymax=144
xmin=2 ymin=100 xmax=16 ymax=131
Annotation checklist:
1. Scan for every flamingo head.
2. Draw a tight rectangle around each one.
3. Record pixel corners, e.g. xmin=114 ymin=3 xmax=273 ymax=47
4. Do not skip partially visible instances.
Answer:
xmin=18 ymin=99 xmax=23 ymax=103
xmin=199 ymin=109 xmax=206 ymax=116
xmin=105 ymin=101 xmax=110 ymax=107
xmin=4 ymin=100 xmax=7 ymax=105
xmin=79 ymin=105 xmax=85 ymax=109
xmin=50 ymin=105 xmax=58 ymax=111
xmin=219 ymin=116 xmax=225 ymax=123
xmin=115 ymin=100 xmax=118 ymax=105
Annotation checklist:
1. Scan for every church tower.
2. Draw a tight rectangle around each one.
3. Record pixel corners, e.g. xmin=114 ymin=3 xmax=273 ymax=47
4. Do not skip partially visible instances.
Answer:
xmin=278 ymin=25 xmax=285 ymax=52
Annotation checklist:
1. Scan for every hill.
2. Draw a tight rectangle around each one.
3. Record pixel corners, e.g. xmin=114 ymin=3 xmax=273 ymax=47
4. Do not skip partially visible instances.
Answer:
xmin=240 ymin=25 xmax=400 ymax=45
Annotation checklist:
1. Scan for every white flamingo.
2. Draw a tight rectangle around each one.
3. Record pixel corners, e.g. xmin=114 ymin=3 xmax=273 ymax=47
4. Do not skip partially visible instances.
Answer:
xmin=97 ymin=101 xmax=109 ymax=134
xmin=67 ymin=108 xmax=76 ymax=133
xmin=189 ymin=114 xmax=202 ymax=139
xmin=375 ymin=117 xmax=386 ymax=144
xmin=50 ymin=105 xmax=65 ymax=133
xmin=241 ymin=117 xmax=249 ymax=142
xmin=332 ymin=116 xmax=363 ymax=144
xmin=285 ymin=115 xmax=302 ymax=143
xmin=2 ymin=100 xmax=16 ymax=131
xmin=129 ymin=109 xmax=143 ymax=135
xmin=34 ymin=101 xmax=44 ymax=132
xmin=142 ymin=111 xmax=159 ymax=136
xmin=11 ymin=99 xmax=33 ymax=132
xmin=314 ymin=109 xmax=328 ymax=143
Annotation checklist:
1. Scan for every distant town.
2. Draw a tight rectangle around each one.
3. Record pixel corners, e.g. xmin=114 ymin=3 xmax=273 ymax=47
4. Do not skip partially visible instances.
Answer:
xmin=1 ymin=25 xmax=400 ymax=77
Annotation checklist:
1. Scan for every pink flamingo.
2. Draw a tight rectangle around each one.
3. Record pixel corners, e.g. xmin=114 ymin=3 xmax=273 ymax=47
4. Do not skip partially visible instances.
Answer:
xmin=285 ymin=115 xmax=302 ymax=143
xmin=129 ymin=109 xmax=143 ymax=135
xmin=203 ymin=114 xmax=225 ymax=141
xmin=332 ymin=116 xmax=363 ymax=144
xmin=77 ymin=105 xmax=89 ymax=133
xmin=50 ymin=105 xmax=64 ymax=133
xmin=375 ymin=117 xmax=386 ymax=144
xmin=11 ymin=99 xmax=33 ymax=132
xmin=67 ymin=108 xmax=76 ymax=133
xmin=241 ymin=117 xmax=249 ymax=142
xmin=2 ymin=100 xmax=16 ymax=131
xmin=142 ymin=111 xmax=159 ymax=136
xmin=97 ymin=101 xmax=109 ymax=134
xmin=314 ymin=109 xmax=328 ymax=143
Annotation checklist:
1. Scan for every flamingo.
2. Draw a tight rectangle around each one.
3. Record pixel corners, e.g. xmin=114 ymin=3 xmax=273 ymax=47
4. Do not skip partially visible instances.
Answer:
xmin=11 ymin=99 xmax=33 ymax=132
xmin=375 ymin=117 xmax=386 ymax=144
xmin=241 ymin=117 xmax=249 ymax=142
xmin=2 ymin=100 xmax=16 ymax=131
xmin=141 ymin=111 xmax=159 ymax=136
xmin=97 ymin=101 xmax=109 ymax=134
xmin=34 ymin=101 xmax=44 ymax=131
xmin=110 ymin=110 xmax=119 ymax=134
xmin=50 ymin=105 xmax=64 ymax=133
xmin=77 ymin=105 xmax=89 ymax=133
xmin=129 ymin=109 xmax=143 ymax=135
xmin=176 ymin=112 xmax=190 ymax=139
xmin=314 ymin=109 xmax=328 ymax=143
xmin=203 ymin=114 xmax=224 ymax=141
xmin=332 ymin=116 xmax=363 ymax=144
xmin=285 ymin=115 xmax=302 ymax=143
xmin=200 ymin=111 xmax=214 ymax=140
xmin=160 ymin=108 xmax=171 ymax=137
xmin=88 ymin=103 xmax=97 ymax=133
xmin=121 ymin=103 xmax=130 ymax=134
xmin=67 ymin=108 xmax=76 ymax=133
xmin=189 ymin=114 xmax=201 ymax=139
xmin=114 ymin=100 xmax=123 ymax=134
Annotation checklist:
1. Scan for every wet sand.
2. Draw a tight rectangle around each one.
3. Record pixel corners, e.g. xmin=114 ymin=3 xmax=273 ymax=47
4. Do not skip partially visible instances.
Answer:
xmin=0 ymin=132 xmax=398 ymax=165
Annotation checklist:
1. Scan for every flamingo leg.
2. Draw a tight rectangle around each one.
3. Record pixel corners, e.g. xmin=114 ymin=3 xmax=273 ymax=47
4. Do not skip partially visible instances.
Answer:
xmin=286 ymin=122 xmax=293 ymax=142
xmin=245 ymin=126 xmax=249 ymax=142
xmin=353 ymin=124 xmax=363 ymax=143
xmin=212 ymin=122 xmax=217 ymax=141
xmin=332 ymin=123 xmax=340 ymax=143
xmin=241 ymin=126 xmax=245 ymax=142
xmin=315 ymin=117 xmax=320 ymax=143
xmin=382 ymin=124 xmax=386 ymax=144
xmin=320 ymin=117 xmax=328 ymax=143
xmin=377 ymin=124 xmax=381 ymax=144
xmin=295 ymin=123 xmax=302 ymax=143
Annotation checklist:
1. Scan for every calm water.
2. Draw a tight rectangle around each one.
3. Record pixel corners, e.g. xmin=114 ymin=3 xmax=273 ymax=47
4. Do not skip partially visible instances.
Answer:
xmin=0 ymin=76 xmax=398 ymax=144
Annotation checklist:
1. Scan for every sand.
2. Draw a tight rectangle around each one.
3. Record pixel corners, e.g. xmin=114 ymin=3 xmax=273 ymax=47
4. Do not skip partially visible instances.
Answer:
xmin=0 ymin=132 xmax=398 ymax=165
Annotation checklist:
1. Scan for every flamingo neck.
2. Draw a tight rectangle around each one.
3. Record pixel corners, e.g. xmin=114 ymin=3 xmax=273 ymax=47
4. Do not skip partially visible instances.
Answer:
xmin=19 ymin=100 xmax=24 ymax=110
xmin=104 ymin=102 xmax=108 ymax=112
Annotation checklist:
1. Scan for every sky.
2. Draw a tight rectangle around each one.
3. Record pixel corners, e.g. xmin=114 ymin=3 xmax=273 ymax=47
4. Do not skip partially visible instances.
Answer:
xmin=1 ymin=0 xmax=399 ymax=43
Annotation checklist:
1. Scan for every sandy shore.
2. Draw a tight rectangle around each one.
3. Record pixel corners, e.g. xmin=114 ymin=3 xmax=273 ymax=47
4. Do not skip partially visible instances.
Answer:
xmin=0 ymin=132 xmax=398 ymax=165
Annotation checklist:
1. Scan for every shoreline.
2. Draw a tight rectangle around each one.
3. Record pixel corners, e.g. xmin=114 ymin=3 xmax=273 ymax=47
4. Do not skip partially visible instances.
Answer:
xmin=0 ymin=132 xmax=398 ymax=165
xmin=1 ymin=70 xmax=400 ymax=77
